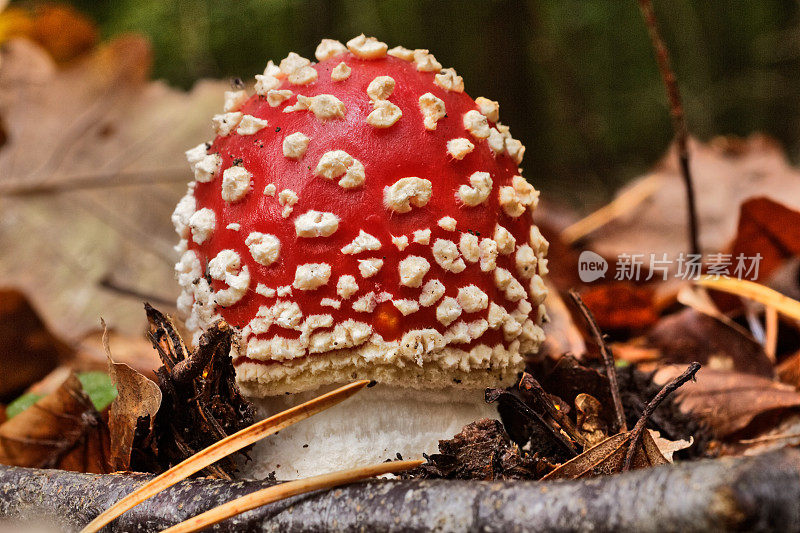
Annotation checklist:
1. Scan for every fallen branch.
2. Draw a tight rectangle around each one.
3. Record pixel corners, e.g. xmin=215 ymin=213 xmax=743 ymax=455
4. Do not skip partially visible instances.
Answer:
xmin=1 ymin=450 xmax=799 ymax=531
xmin=162 ymin=460 xmax=423 ymax=533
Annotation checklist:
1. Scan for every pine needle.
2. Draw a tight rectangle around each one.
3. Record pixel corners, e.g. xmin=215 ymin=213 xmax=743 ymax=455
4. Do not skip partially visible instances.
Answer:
xmin=80 ymin=380 xmax=371 ymax=533
xmin=696 ymin=277 xmax=800 ymax=321
xmin=160 ymin=459 xmax=424 ymax=533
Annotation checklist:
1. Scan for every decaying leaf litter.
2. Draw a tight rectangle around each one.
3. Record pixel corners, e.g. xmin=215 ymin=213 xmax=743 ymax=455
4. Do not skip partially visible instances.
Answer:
xmin=3 ymin=5 xmax=800 ymax=533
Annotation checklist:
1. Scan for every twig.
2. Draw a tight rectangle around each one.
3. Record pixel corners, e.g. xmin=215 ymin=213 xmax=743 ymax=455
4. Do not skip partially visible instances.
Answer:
xmin=0 ymin=167 xmax=189 ymax=197
xmin=623 ymin=362 xmax=700 ymax=471
xmin=637 ymin=0 xmax=700 ymax=255
xmin=79 ymin=380 xmax=371 ymax=533
xmin=98 ymin=276 xmax=175 ymax=307
xmin=160 ymin=460 xmax=424 ymax=533
xmin=568 ymin=289 xmax=627 ymax=433
xmin=518 ymin=373 xmax=589 ymax=448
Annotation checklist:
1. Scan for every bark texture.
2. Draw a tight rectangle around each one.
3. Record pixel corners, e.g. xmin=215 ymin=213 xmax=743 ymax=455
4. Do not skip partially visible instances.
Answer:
xmin=0 ymin=449 xmax=799 ymax=532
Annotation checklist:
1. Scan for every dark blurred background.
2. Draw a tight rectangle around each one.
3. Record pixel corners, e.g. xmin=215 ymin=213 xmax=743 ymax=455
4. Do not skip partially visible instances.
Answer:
xmin=17 ymin=0 xmax=800 ymax=208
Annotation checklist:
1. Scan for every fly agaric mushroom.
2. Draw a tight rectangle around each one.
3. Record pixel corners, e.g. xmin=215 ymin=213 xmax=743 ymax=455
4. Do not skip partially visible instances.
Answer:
xmin=173 ymin=35 xmax=548 ymax=479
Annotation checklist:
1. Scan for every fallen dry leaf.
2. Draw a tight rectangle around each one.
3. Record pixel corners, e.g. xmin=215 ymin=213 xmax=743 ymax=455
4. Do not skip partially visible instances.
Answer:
xmin=580 ymin=282 xmax=658 ymax=331
xmin=0 ymin=372 xmax=111 ymax=472
xmin=575 ymin=393 xmax=608 ymax=447
xmin=647 ymin=429 xmax=692 ymax=462
xmin=0 ymin=288 xmax=70 ymax=399
xmin=106 ymin=338 xmax=162 ymax=471
xmin=656 ymin=366 xmax=800 ymax=437
xmin=647 ymin=308 xmax=774 ymax=376
xmin=588 ymin=135 xmax=800 ymax=259
xmin=542 ymin=429 xmax=668 ymax=480
xmin=730 ymin=197 xmax=800 ymax=283
xmin=0 ymin=36 xmax=228 ymax=342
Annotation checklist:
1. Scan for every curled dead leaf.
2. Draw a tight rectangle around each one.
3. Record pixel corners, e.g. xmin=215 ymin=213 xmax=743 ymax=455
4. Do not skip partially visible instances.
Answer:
xmin=575 ymin=393 xmax=608 ymax=447
xmin=656 ymin=366 xmax=800 ymax=437
xmin=542 ymin=430 xmax=668 ymax=480
xmin=0 ymin=372 xmax=111 ymax=473
xmin=105 ymin=331 xmax=162 ymax=471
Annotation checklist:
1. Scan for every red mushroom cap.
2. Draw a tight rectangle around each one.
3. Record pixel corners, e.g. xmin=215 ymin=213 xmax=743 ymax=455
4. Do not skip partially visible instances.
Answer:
xmin=173 ymin=36 xmax=549 ymax=395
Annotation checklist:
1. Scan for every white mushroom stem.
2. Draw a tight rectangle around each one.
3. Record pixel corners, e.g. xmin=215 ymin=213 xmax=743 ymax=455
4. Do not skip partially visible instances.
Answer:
xmin=240 ymin=385 xmax=498 ymax=480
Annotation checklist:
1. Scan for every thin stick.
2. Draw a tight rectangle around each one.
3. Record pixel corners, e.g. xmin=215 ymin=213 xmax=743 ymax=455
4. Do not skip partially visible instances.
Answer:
xmin=569 ymin=289 xmax=627 ymax=433
xmin=80 ymin=380 xmax=371 ymax=533
xmin=637 ymin=0 xmax=700 ymax=255
xmin=159 ymin=459 xmax=424 ymax=533
xmin=623 ymin=362 xmax=700 ymax=471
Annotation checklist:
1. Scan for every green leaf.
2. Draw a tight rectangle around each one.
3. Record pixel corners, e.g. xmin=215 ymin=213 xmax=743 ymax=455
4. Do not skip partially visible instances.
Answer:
xmin=6 ymin=393 xmax=44 ymax=419
xmin=77 ymin=371 xmax=118 ymax=412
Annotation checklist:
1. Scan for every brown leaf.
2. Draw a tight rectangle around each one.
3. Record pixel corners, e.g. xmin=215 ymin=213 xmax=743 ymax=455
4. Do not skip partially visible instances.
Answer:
xmin=0 ymin=289 xmax=70 ymax=399
xmin=542 ymin=430 xmax=668 ymax=480
xmin=647 ymin=429 xmax=692 ymax=462
xmin=730 ymin=197 xmax=800 ymax=283
xmin=656 ymin=366 xmax=800 ymax=437
xmin=588 ymin=135 xmax=800 ymax=260
xmin=0 ymin=37 xmax=228 ymax=342
xmin=414 ymin=419 xmax=551 ymax=480
xmin=106 ymin=330 xmax=162 ymax=471
xmin=580 ymin=282 xmax=658 ymax=332
xmin=647 ymin=308 xmax=774 ymax=376
xmin=0 ymin=373 xmax=111 ymax=472
xmin=575 ymin=393 xmax=608 ymax=447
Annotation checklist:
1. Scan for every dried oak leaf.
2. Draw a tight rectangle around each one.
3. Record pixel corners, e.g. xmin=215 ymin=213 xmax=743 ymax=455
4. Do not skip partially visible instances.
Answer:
xmin=589 ymin=135 xmax=800 ymax=260
xmin=542 ymin=429 xmax=668 ymax=480
xmin=656 ymin=366 xmax=800 ymax=438
xmin=0 ymin=372 xmax=111 ymax=473
xmin=647 ymin=308 xmax=774 ymax=377
xmin=0 ymin=36 xmax=227 ymax=342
